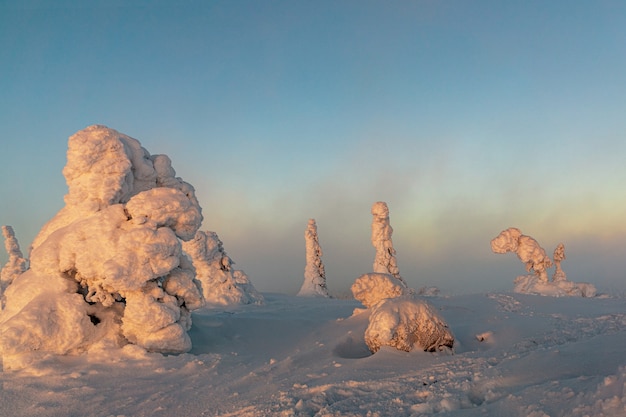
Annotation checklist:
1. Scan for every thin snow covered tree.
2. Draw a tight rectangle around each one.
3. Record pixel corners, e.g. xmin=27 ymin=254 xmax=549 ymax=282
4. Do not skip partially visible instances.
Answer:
xmin=552 ymin=243 xmax=567 ymax=282
xmin=1 ymin=225 xmax=28 ymax=293
xmin=371 ymin=202 xmax=406 ymax=287
xmin=297 ymin=219 xmax=329 ymax=297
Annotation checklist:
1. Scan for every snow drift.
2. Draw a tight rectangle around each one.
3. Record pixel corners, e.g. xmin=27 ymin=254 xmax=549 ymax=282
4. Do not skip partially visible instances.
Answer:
xmin=0 ymin=125 xmax=206 ymax=360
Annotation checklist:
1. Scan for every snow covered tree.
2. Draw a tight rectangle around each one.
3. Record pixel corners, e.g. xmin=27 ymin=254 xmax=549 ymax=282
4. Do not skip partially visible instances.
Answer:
xmin=0 ymin=125 xmax=205 ymax=358
xmin=371 ymin=202 xmax=406 ymax=286
xmin=365 ymin=295 xmax=454 ymax=353
xmin=297 ymin=219 xmax=329 ymax=298
xmin=552 ymin=243 xmax=567 ymax=282
xmin=1 ymin=225 xmax=28 ymax=293
xmin=182 ymin=230 xmax=263 ymax=306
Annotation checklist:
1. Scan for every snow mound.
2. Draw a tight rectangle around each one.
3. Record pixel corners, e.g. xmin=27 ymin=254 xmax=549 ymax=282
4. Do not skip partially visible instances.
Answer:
xmin=365 ymin=295 xmax=455 ymax=353
xmin=351 ymin=272 xmax=408 ymax=308
xmin=514 ymin=275 xmax=597 ymax=297
xmin=182 ymin=230 xmax=263 ymax=306
xmin=0 ymin=125 xmax=205 ymax=361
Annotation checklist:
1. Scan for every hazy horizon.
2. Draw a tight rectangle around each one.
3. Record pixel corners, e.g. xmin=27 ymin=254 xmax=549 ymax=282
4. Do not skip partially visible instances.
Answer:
xmin=2 ymin=1 xmax=626 ymax=295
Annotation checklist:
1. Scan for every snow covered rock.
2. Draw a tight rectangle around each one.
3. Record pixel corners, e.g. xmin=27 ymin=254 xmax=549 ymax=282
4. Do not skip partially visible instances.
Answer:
xmin=351 ymin=273 xmax=409 ymax=308
xmin=0 ymin=125 xmax=205 ymax=358
xmin=491 ymin=227 xmax=553 ymax=282
xmin=182 ymin=230 xmax=263 ymax=306
xmin=297 ymin=219 xmax=329 ymax=298
xmin=371 ymin=202 xmax=406 ymax=287
xmin=365 ymin=295 xmax=454 ymax=353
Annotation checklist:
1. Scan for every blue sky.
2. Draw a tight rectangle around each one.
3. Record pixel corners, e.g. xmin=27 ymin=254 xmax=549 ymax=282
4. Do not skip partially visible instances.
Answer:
xmin=2 ymin=0 xmax=626 ymax=295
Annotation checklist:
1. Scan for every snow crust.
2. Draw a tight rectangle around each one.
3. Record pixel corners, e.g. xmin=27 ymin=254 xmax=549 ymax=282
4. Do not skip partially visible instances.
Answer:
xmin=491 ymin=227 xmax=597 ymax=297
xmin=297 ymin=219 xmax=329 ymax=298
xmin=0 ymin=125 xmax=205 ymax=358
xmin=182 ymin=230 xmax=263 ymax=306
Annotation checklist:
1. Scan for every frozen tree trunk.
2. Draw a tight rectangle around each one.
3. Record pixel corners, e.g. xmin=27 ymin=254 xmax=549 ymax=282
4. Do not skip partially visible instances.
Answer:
xmin=1 ymin=226 xmax=28 ymax=292
xmin=297 ymin=219 xmax=329 ymax=297
xmin=371 ymin=202 xmax=406 ymax=287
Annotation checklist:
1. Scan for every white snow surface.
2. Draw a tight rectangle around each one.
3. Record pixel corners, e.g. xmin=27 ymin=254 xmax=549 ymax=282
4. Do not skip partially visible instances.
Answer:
xmin=0 ymin=291 xmax=625 ymax=417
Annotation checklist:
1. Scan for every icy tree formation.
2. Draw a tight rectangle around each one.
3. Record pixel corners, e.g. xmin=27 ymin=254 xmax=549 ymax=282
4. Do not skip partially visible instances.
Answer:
xmin=490 ymin=227 xmax=553 ymax=282
xmin=491 ymin=228 xmax=596 ymax=297
xmin=351 ymin=274 xmax=453 ymax=354
xmin=297 ymin=219 xmax=329 ymax=298
xmin=371 ymin=202 xmax=406 ymax=286
xmin=0 ymin=125 xmax=205 ymax=359
xmin=182 ymin=230 xmax=263 ymax=306
xmin=552 ymin=243 xmax=567 ymax=282
xmin=351 ymin=273 xmax=408 ymax=308
xmin=1 ymin=226 xmax=28 ymax=294
xmin=365 ymin=295 xmax=454 ymax=353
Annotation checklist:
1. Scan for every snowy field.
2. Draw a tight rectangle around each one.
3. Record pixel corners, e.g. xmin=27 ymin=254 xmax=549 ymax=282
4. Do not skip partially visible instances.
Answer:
xmin=1 ymin=291 xmax=625 ymax=417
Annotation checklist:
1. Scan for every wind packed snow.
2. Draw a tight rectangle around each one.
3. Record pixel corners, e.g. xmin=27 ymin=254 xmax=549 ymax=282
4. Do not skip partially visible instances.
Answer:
xmin=297 ymin=219 xmax=330 ymax=298
xmin=1 ymin=127 xmax=624 ymax=417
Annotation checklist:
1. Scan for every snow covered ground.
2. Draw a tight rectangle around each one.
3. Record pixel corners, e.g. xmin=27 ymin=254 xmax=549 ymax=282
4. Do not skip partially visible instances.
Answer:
xmin=1 ymin=291 xmax=624 ymax=417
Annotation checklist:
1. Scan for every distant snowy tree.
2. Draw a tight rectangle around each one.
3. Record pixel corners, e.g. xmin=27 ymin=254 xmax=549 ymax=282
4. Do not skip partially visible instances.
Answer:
xmin=371 ymin=202 xmax=406 ymax=287
xmin=552 ymin=243 xmax=567 ymax=282
xmin=0 ymin=125 xmax=205 ymax=357
xmin=491 ymin=227 xmax=552 ymax=282
xmin=182 ymin=230 xmax=263 ymax=306
xmin=491 ymin=228 xmax=596 ymax=297
xmin=297 ymin=219 xmax=329 ymax=298
xmin=1 ymin=225 xmax=28 ymax=293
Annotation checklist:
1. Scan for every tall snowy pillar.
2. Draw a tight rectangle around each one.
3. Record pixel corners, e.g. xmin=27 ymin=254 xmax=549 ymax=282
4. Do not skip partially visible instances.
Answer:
xmin=371 ymin=202 xmax=406 ymax=287
xmin=297 ymin=219 xmax=329 ymax=297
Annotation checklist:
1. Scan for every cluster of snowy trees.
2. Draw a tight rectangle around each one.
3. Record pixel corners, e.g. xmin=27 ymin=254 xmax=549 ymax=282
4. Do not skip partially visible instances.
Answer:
xmin=297 ymin=201 xmax=454 ymax=354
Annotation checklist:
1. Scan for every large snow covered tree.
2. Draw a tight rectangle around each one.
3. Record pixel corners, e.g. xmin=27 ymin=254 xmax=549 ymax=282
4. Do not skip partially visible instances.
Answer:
xmin=371 ymin=202 xmax=406 ymax=287
xmin=182 ymin=230 xmax=263 ymax=306
xmin=0 ymin=125 xmax=205 ymax=359
xmin=297 ymin=219 xmax=329 ymax=298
